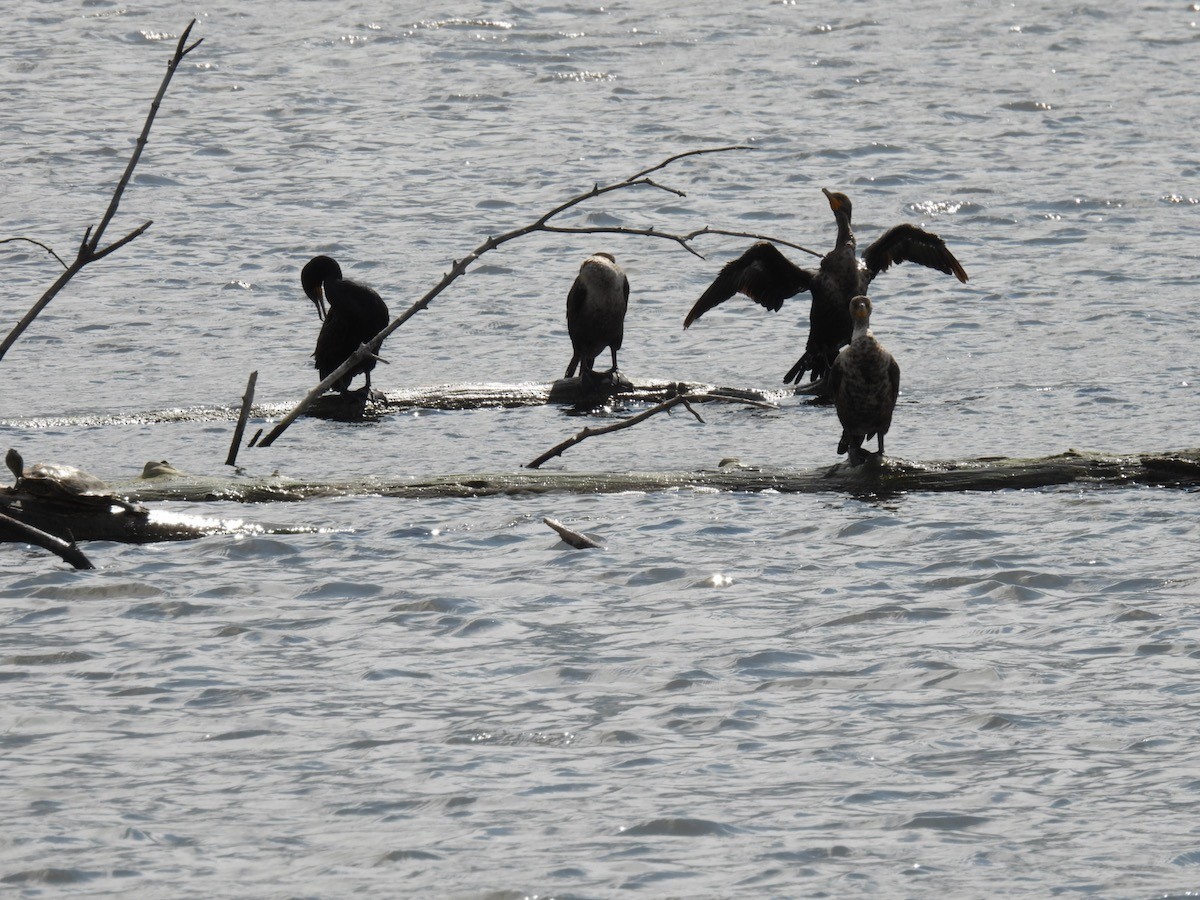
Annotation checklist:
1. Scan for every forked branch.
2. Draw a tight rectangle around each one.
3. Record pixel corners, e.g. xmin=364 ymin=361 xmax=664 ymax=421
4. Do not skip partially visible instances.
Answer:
xmin=0 ymin=21 xmax=203 ymax=363
xmin=525 ymin=391 xmax=777 ymax=470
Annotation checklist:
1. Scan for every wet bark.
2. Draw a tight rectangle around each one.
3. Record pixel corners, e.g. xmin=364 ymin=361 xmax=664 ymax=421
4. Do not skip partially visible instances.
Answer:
xmin=115 ymin=448 xmax=1200 ymax=505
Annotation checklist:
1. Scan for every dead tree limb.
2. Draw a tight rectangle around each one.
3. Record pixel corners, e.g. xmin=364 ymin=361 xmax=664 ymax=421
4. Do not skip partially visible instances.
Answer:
xmin=543 ymin=517 xmax=603 ymax=549
xmin=256 ymin=145 xmax=753 ymax=448
xmin=226 ymin=370 xmax=258 ymax=467
xmin=0 ymin=21 xmax=203 ymax=363
xmin=0 ymin=511 xmax=94 ymax=570
xmin=525 ymin=392 xmax=777 ymax=470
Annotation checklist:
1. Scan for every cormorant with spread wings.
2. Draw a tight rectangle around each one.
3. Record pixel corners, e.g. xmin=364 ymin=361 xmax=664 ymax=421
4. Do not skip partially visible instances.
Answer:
xmin=684 ymin=188 xmax=967 ymax=387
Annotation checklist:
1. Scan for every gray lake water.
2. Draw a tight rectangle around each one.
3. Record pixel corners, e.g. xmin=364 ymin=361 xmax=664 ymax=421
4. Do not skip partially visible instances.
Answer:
xmin=2 ymin=1 xmax=1199 ymax=896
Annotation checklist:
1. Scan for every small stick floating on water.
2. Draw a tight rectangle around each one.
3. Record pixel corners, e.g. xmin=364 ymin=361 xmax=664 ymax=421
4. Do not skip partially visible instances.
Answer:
xmin=543 ymin=517 xmax=603 ymax=550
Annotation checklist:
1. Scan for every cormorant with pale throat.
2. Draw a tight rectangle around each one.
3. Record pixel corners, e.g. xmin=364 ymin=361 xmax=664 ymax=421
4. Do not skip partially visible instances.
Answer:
xmin=301 ymin=255 xmax=390 ymax=395
xmin=828 ymin=295 xmax=900 ymax=466
xmin=565 ymin=253 xmax=630 ymax=390
xmin=684 ymin=188 xmax=967 ymax=387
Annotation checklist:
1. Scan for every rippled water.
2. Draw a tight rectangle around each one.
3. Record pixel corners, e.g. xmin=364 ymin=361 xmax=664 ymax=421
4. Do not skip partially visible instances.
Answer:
xmin=2 ymin=2 xmax=1199 ymax=896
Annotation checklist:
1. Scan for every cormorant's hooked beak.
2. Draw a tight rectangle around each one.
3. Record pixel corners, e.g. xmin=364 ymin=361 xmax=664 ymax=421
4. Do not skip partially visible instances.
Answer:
xmin=822 ymin=187 xmax=842 ymax=212
xmin=308 ymin=286 xmax=327 ymax=321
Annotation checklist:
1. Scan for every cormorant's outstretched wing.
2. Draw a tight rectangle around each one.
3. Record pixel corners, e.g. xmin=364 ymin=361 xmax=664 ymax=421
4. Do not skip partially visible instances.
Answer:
xmin=863 ymin=225 xmax=968 ymax=283
xmin=684 ymin=242 xmax=813 ymax=328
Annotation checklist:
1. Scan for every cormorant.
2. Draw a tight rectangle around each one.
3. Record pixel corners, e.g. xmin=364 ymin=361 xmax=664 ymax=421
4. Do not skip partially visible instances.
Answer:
xmin=301 ymin=255 xmax=390 ymax=394
xmin=565 ymin=253 xmax=630 ymax=390
xmin=828 ymin=296 xmax=900 ymax=466
xmin=683 ymin=188 xmax=967 ymax=387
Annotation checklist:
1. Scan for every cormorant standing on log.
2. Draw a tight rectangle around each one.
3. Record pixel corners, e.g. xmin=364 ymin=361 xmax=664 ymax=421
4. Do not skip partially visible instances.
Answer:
xmin=684 ymin=188 xmax=967 ymax=387
xmin=565 ymin=253 xmax=630 ymax=390
xmin=828 ymin=296 xmax=900 ymax=466
xmin=301 ymin=255 xmax=390 ymax=394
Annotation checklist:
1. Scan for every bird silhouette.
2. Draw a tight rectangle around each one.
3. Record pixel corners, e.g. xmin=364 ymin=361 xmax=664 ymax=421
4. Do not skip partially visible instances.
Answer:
xmin=684 ymin=189 xmax=966 ymax=388
xmin=301 ymin=255 xmax=390 ymax=394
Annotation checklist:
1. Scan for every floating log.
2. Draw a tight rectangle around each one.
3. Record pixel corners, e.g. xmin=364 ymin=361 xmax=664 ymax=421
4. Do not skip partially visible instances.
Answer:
xmin=0 ymin=380 xmax=786 ymax=429
xmin=306 ymin=378 xmax=775 ymax=419
xmin=5 ymin=448 xmax=1195 ymax=547
xmin=0 ymin=491 xmax=318 ymax=544
xmin=110 ymin=448 xmax=1200 ymax=505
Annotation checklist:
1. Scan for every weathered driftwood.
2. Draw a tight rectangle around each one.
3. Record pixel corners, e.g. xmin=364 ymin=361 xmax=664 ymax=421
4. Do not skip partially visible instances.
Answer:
xmin=5 ymin=449 xmax=1195 ymax=547
xmin=226 ymin=370 xmax=258 ymax=466
xmin=306 ymin=378 xmax=776 ymax=419
xmin=0 ymin=491 xmax=316 ymax=544
xmin=108 ymin=449 xmax=1200 ymax=505
xmin=0 ymin=380 xmax=783 ymax=429
xmin=0 ymin=21 xmax=203 ymax=363
xmin=543 ymin=517 xmax=603 ymax=550
xmin=527 ymin=392 xmax=777 ymax=469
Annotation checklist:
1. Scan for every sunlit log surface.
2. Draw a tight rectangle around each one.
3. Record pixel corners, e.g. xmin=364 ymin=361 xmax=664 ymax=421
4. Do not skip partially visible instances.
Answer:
xmin=0 ymin=380 xmax=779 ymax=428
xmin=0 ymin=492 xmax=319 ymax=544
xmin=115 ymin=449 xmax=1200 ymax=504
xmin=4 ymin=449 xmax=1197 ymax=546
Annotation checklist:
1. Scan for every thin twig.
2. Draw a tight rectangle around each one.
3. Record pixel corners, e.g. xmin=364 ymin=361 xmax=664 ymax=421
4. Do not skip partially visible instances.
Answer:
xmin=626 ymin=145 xmax=755 ymax=181
xmin=687 ymin=226 xmax=823 ymax=258
xmin=226 ymin=370 xmax=258 ymax=467
xmin=678 ymin=395 xmax=705 ymax=424
xmin=525 ymin=392 xmax=776 ymax=469
xmin=257 ymin=145 xmax=753 ymax=448
xmin=0 ymin=21 xmax=201 ymax=364
xmin=0 ymin=510 xmax=95 ymax=570
xmin=0 ymin=237 xmax=69 ymax=270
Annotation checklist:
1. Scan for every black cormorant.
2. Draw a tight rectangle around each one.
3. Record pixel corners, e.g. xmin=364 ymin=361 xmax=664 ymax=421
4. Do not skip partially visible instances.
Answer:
xmin=565 ymin=253 xmax=630 ymax=390
xmin=684 ymin=188 xmax=967 ymax=387
xmin=301 ymin=255 xmax=390 ymax=394
xmin=828 ymin=296 xmax=900 ymax=466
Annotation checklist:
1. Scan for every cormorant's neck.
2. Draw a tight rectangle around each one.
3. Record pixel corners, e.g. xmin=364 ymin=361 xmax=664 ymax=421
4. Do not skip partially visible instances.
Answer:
xmin=850 ymin=317 xmax=872 ymax=342
xmin=834 ymin=211 xmax=854 ymax=249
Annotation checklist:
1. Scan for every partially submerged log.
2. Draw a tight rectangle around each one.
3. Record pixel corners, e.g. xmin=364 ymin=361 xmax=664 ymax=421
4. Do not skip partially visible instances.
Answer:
xmin=111 ymin=448 xmax=1200 ymax=504
xmin=5 ymin=448 xmax=1195 ymax=547
xmin=0 ymin=491 xmax=318 ymax=544
xmin=307 ymin=378 xmax=778 ymax=419
xmin=0 ymin=380 xmax=785 ymax=428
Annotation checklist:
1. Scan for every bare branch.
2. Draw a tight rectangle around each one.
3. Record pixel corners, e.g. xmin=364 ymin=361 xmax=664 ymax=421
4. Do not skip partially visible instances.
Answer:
xmin=679 ymin=395 xmax=705 ymax=423
xmin=687 ymin=226 xmax=823 ymax=258
xmin=525 ymin=391 xmax=777 ymax=470
xmin=226 ymin=370 xmax=258 ymax=467
xmin=0 ymin=510 xmax=94 ymax=570
xmin=90 ymin=20 xmax=199 ymax=251
xmin=626 ymin=145 xmax=755 ymax=181
xmin=0 ymin=21 xmax=199 ymax=363
xmin=0 ymin=237 xmax=69 ymax=270
xmin=90 ymin=221 xmax=154 ymax=262
xmin=257 ymin=145 xmax=749 ymax=447
xmin=541 ymin=225 xmax=706 ymax=259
